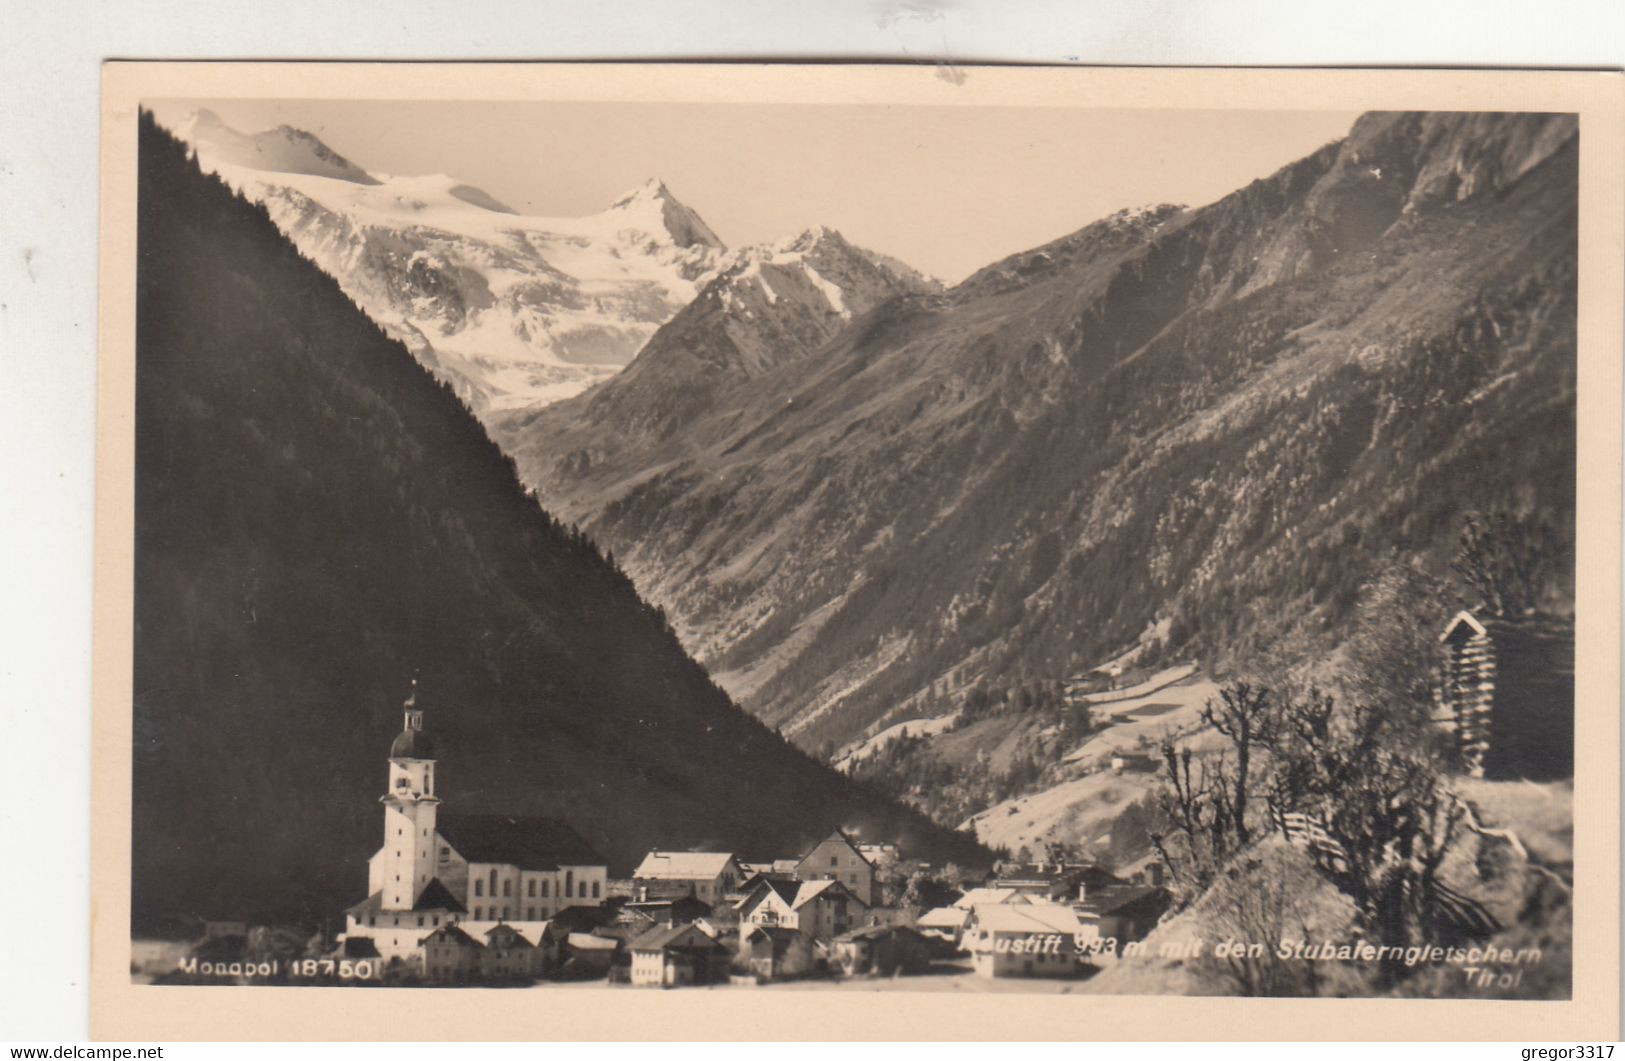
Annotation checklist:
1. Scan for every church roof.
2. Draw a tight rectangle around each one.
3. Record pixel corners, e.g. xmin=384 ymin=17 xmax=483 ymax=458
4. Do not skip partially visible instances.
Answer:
xmin=413 ymin=877 xmax=466 ymax=913
xmin=347 ymin=892 xmax=383 ymax=918
xmin=389 ymin=727 xmax=435 ymax=760
xmin=438 ymin=813 xmax=605 ymax=871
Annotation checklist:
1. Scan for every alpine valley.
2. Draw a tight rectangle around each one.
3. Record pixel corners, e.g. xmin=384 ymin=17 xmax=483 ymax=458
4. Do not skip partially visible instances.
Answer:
xmin=513 ymin=111 xmax=1577 ymax=839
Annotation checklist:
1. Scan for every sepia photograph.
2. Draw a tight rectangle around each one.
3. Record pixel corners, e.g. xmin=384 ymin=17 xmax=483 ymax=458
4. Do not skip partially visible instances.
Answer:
xmin=91 ymin=63 xmax=1623 ymax=1040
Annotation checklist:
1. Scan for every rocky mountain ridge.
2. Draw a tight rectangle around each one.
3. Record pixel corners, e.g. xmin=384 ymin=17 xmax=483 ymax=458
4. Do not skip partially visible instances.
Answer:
xmin=514 ymin=111 xmax=1578 ymax=759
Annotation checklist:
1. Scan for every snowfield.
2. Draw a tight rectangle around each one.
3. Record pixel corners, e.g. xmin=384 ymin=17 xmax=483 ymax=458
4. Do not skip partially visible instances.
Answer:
xmin=177 ymin=110 xmax=726 ymax=413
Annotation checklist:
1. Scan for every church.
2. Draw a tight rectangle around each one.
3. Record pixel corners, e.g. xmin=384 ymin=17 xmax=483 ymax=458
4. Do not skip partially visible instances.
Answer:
xmin=341 ymin=689 xmax=609 ymax=963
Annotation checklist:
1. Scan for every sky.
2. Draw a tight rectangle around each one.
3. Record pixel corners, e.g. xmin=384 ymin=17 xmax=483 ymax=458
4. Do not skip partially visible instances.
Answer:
xmin=149 ymin=99 xmax=1360 ymax=283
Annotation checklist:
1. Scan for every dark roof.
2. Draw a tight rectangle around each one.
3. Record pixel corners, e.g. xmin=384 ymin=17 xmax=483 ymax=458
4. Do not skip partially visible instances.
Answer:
xmin=629 ymin=923 xmax=723 ymax=953
xmin=390 ymin=727 xmax=435 ymax=760
xmin=337 ymin=936 xmax=381 ymax=959
xmin=1077 ymin=866 xmax=1126 ymax=890
xmin=1078 ymin=885 xmax=1171 ymax=918
xmin=743 ymin=877 xmax=804 ymax=907
xmin=835 ymin=923 xmax=929 ymax=944
xmin=623 ymin=896 xmax=711 ymax=920
xmin=743 ymin=924 xmax=805 ymax=955
xmin=736 ymin=872 xmax=795 ymax=894
xmin=550 ymin=905 xmax=616 ymax=934
xmin=413 ymin=877 xmax=467 ymax=913
xmin=438 ymin=813 xmax=605 ymax=870
xmin=420 ymin=923 xmax=483 ymax=949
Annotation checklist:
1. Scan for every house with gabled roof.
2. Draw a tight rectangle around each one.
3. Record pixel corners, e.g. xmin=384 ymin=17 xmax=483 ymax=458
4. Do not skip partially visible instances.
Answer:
xmin=419 ymin=922 xmax=482 ymax=982
xmin=794 ymin=829 xmax=879 ymax=905
xmin=832 ymin=923 xmax=932 ymax=977
xmin=740 ymin=924 xmax=815 ymax=980
xmin=628 ymin=922 xmax=729 ymax=987
xmin=631 ymin=851 xmax=746 ymax=904
xmin=1077 ymin=884 xmax=1171 ymax=948
xmin=965 ymin=901 xmax=1096 ymax=978
xmin=479 ymin=922 xmax=539 ymax=980
xmin=736 ymin=876 xmax=865 ymax=942
xmin=915 ymin=904 xmax=971 ymax=944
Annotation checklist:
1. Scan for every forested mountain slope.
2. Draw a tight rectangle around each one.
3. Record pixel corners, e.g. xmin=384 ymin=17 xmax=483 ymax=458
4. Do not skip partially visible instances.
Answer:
xmin=516 ymin=112 xmax=1577 ymax=754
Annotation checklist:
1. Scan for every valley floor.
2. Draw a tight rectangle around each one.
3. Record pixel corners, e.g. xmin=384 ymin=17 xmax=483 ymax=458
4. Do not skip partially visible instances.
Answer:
xmin=963 ymin=670 xmax=1221 ymax=855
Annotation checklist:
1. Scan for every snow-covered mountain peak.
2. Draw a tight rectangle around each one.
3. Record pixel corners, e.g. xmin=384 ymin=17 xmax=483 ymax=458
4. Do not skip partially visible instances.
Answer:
xmin=609 ymin=177 xmax=676 ymax=206
xmin=166 ymin=112 xmax=730 ymax=414
xmin=770 ymin=224 xmax=847 ymax=256
xmin=181 ymin=109 xmax=379 ymax=185
xmin=601 ymin=178 xmax=725 ymax=251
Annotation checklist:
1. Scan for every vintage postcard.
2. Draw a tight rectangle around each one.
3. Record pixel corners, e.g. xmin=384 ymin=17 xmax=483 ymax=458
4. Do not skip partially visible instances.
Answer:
xmin=94 ymin=63 xmax=1623 ymax=1040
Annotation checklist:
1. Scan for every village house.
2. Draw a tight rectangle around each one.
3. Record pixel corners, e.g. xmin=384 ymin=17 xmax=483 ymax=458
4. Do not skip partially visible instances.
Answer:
xmin=480 ymin=922 xmax=539 ymax=980
xmin=737 ymin=877 xmax=867 ymax=941
xmin=616 ymin=895 xmax=713 ymax=930
xmin=795 ymin=830 xmax=879 ymax=905
xmin=417 ymin=920 xmax=563 ymax=983
xmin=554 ymin=931 xmax=617 ymax=979
xmin=965 ymin=902 xmax=1095 ymax=979
xmin=991 ymin=862 xmax=1098 ymax=902
xmin=631 ymin=851 xmax=746 ymax=904
xmin=1077 ymin=884 xmax=1171 ymax=948
xmin=832 ymin=924 xmax=932 ymax=977
xmin=739 ymin=924 xmax=816 ymax=981
xmin=340 ymin=693 xmax=608 ymax=963
xmin=628 ymin=923 xmax=730 ymax=987
xmin=419 ymin=922 xmax=482 ymax=982
xmin=914 ymin=905 xmax=972 ymax=945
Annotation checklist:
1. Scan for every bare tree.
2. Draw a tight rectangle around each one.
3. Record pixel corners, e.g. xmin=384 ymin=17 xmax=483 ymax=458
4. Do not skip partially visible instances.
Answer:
xmin=1267 ymin=686 xmax=1491 ymax=986
xmin=1152 ymin=742 xmax=1236 ymax=890
xmin=1201 ymin=681 xmax=1275 ymax=847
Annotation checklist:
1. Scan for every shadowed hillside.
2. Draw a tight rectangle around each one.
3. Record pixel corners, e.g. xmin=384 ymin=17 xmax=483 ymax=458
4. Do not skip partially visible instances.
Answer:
xmin=132 ymin=112 xmax=987 ymax=927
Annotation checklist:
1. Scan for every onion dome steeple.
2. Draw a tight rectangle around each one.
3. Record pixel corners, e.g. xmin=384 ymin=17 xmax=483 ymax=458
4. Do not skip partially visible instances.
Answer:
xmin=389 ymin=679 xmax=436 ymax=760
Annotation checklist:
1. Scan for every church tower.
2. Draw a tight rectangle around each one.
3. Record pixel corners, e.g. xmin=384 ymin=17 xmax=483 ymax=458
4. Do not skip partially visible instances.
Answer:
xmin=378 ymin=681 xmax=440 ymax=910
